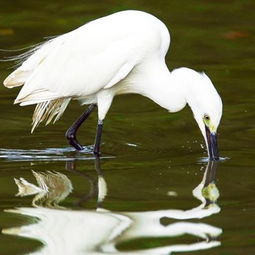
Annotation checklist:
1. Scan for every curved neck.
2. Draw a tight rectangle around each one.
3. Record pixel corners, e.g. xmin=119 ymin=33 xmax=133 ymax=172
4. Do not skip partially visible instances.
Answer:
xmin=134 ymin=63 xmax=189 ymax=113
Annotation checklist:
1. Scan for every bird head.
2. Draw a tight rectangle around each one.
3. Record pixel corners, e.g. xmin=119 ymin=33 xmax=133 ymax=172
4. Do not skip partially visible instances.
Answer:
xmin=194 ymin=107 xmax=222 ymax=161
xmin=180 ymin=69 xmax=223 ymax=161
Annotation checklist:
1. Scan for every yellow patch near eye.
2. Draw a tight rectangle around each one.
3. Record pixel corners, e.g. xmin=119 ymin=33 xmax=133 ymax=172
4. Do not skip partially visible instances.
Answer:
xmin=203 ymin=115 xmax=216 ymax=133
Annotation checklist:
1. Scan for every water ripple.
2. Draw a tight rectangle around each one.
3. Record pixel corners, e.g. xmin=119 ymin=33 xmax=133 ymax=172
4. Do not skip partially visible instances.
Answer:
xmin=198 ymin=157 xmax=230 ymax=163
xmin=0 ymin=147 xmax=114 ymax=162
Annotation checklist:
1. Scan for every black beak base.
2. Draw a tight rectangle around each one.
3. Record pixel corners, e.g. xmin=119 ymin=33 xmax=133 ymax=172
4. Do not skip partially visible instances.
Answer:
xmin=205 ymin=125 xmax=219 ymax=161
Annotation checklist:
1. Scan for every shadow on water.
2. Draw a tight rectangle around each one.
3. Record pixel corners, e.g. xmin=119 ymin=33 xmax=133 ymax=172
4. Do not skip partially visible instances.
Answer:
xmin=2 ymin=158 xmax=222 ymax=255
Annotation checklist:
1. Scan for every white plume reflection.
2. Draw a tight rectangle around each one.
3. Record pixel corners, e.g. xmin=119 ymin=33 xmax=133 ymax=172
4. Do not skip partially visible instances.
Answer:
xmin=3 ymin=160 xmax=222 ymax=255
xmin=14 ymin=170 xmax=73 ymax=208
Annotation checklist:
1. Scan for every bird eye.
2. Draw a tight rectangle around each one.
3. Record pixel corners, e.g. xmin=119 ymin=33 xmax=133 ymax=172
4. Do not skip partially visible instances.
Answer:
xmin=204 ymin=114 xmax=210 ymax=121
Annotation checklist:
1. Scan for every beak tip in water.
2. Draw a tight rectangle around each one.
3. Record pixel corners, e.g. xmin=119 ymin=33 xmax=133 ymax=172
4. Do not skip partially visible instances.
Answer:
xmin=205 ymin=126 xmax=219 ymax=162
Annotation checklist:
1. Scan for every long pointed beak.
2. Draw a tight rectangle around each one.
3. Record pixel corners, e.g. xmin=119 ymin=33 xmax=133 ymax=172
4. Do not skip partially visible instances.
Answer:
xmin=205 ymin=125 xmax=219 ymax=161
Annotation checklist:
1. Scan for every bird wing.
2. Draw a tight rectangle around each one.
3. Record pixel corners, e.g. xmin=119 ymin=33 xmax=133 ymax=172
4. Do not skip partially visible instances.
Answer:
xmin=5 ymin=20 xmax=141 ymax=106
xmin=103 ymin=62 xmax=135 ymax=89
xmin=4 ymin=10 xmax=168 ymax=106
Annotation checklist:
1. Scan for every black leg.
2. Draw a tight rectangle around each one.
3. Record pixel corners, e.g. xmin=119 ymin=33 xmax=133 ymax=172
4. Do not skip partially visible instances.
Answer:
xmin=94 ymin=120 xmax=103 ymax=156
xmin=65 ymin=104 xmax=96 ymax=150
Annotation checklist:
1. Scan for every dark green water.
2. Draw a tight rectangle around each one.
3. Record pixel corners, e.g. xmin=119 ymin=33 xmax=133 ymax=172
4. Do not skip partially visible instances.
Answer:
xmin=0 ymin=0 xmax=255 ymax=254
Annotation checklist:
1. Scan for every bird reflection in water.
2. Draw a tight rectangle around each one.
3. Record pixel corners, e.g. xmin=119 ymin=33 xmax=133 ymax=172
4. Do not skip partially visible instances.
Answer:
xmin=3 ymin=159 xmax=222 ymax=255
xmin=14 ymin=170 xmax=73 ymax=208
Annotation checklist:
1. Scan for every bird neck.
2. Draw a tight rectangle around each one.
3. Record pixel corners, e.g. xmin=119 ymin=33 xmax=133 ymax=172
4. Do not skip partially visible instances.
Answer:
xmin=136 ymin=63 xmax=188 ymax=113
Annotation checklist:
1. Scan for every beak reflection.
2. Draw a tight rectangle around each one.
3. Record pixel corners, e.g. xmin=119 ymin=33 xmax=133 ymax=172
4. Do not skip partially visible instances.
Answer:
xmin=205 ymin=125 xmax=219 ymax=161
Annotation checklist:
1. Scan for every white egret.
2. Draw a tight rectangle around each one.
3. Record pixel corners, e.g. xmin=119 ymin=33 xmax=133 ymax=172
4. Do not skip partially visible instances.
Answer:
xmin=3 ymin=10 xmax=222 ymax=159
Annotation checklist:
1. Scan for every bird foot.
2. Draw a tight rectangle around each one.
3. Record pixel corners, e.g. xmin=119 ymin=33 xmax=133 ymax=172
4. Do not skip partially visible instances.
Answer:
xmin=70 ymin=139 xmax=84 ymax=151
xmin=65 ymin=132 xmax=84 ymax=151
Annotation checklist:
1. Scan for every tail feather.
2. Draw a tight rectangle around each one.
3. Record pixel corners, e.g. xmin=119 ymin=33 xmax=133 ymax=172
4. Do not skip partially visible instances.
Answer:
xmin=31 ymin=98 xmax=71 ymax=133
xmin=3 ymin=39 xmax=55 ymax=88
xmin=3 ymin=69 xmax=31 ymax=88
xmin=15 ymin=89 xmax=59 ymax=105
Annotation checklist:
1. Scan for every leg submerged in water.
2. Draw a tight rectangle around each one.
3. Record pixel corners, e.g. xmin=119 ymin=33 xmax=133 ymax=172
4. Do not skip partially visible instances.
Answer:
xmin=94 ymin=120 xmax=103 ymax=156
xmin=65 ymin=104 xmax=97 ymax=150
